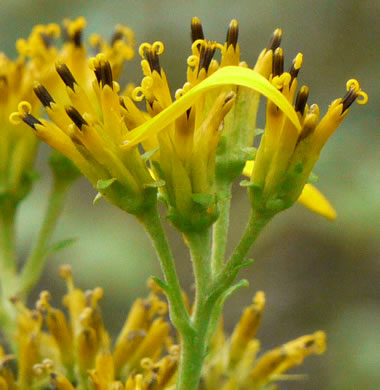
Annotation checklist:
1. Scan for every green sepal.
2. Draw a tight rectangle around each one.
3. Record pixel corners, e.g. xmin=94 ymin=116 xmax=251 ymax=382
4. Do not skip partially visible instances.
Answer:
xmin=241 ymin=146 xmax=257 ymax=161
xmin=143 ymin=179 xmax=165 ymax=188
xmin=307 ymin=171 xmax=319 ymax=184
xmin=93 ymin=192 xmax=103 ymax=205
xmin=255 ymin=128 xmax=264 ymax=136
xmin=96 ymin=178 xmax=117 ymax=190
xmin=96 ymin=177 xmax=158 ymax=215
xmin=240 ymin=179 xmax=253 ymax=187
xmin=141 ymin=148 xmax=159 ymax=162
xmin=192 ymin=193 xmax=214 ymax=207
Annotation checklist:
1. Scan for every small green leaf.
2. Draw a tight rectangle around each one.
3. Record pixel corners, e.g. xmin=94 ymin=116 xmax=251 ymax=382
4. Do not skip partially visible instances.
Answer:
xmin=48 ymin=238 xmax=77 ymax=254
xmin=255 ymin=128 xmax=264 ymax=136
xmin=151 ymin=276 xmax=169 ymax=292
xmin=96 ymin=178 xmax=117 ymax=190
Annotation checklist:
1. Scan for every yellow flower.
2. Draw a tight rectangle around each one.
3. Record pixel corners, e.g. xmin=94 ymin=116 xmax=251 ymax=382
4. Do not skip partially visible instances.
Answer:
xmin=119 ymin=19 xmax=298 ymax=231
xmin=12 ymin=18 xmax=297 ymax=224
xmin=243 ymin=161 xmax=337 ymax=220
xmin=0 ymin=269 xmax=325 ymax=390
xmin=3 ymin=17 xmax=134 ymax=205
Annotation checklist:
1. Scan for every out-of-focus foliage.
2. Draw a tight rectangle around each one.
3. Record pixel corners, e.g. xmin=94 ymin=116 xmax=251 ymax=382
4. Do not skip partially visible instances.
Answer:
xmin=1 ymin=1 xmax=378 ymax=389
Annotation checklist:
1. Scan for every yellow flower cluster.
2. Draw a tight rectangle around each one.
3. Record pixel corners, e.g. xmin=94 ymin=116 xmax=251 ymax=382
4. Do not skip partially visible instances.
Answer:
xmin=0 ymin=266 xmax=325 ymax=390
xmin=1 ymin=17 xmax=134 ymax=204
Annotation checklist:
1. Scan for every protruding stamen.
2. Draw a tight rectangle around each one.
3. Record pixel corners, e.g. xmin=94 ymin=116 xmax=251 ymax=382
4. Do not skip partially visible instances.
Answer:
xmin=295 ymin=86 xmax=309 ymax=115
xmin=23 ymin=113 xmax=43 ymax=129
xmin=289 ymin=53 xmax=303 ymax=83
xmin=226 ymin=19 xmax=239 ymax=49
xmin=191 ymin=17 xmax=204 ymax=42
xmin=342 ymin=79 xmax=368 ymax=112
xmin=39 ymin=32 xmax=53 ymax=48
xmin=65 ymin=106 xmax=88 ymax=130
xmin=267 ymin=28 xmax=282 ymax=51
xmin=33 ymin=83 xmax=55 ymax=108
xmin=198 ymin=42 xmax=216 ymax=73
xmin=145 ymin=47 xmax=161 ymax=75
xmin=272 ymin=47 xmax=284 ymax=77
xmin=110 ymin=30 xmax=123 ymax=46
xmin=56 ymin=62 xmax=77 ymax=90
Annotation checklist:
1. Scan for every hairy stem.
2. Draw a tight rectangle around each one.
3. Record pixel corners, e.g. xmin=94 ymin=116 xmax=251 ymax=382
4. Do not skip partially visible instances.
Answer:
xmin=211 ymin=182 xmax=232 ymax=276
xmin=138 ymin=205 xmax=192 ymax=334
xmin=20 ymin=178 xmax=71 ymax=297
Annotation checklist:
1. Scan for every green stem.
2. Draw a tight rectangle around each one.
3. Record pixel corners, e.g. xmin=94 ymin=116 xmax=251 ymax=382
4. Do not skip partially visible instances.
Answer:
xmin=138 ymin=205 xmax=192 ymax=334
xmin=177 ymin=228 xmax=212 ymax=390
xmin=211 ymin=182 xmax=232 ymax=276
xmin=0 ymin=198 xmax=19 ymax=345
xmin=210 ymin=209 xmax=273 ymax=303
xmin=20 ymin=178 xmax=71 ymax=297
xmin=0 ymin=198 xmax=17 ymax=274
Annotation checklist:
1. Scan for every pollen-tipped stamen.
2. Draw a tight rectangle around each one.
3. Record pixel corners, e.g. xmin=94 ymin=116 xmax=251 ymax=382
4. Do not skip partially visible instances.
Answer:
xmin=198 ymin=42 xmax=216 ymax=73
xmin=289 ymin=53 xmax=303 ymax=83
xmin=191 ymin=17 xmax=204 ymax=42
xmin=226 ymin=19 xmax=239 ymax=49
xmin=145 ymin=47 xmax=161 ymax=75
xmin=56 ymin=62 xmax=77 ymax=90
xmin=22 ymin=113 xmax=43 ymax=130
xmin=272 ymin=47 xmax=284 ymax=77
xmin=33 ymin=83 xmax=55 ymax=108
xmin=65 ymin=106 xmax=88 ymax=130
xmin=295 ymin=86 xmax=309 ymax=115
xmin=267 ymin=28 xmax=282 ymax=51
xmin=342 ymin=88 xmax=359 ymax=113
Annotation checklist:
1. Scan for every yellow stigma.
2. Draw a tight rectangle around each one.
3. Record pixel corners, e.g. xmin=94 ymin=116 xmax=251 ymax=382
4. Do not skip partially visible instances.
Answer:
xmin=346 ymin=79 xmax=368 ymax=105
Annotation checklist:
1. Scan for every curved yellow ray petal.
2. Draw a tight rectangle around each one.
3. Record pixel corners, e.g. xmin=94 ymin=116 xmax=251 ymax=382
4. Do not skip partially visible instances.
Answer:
xmin=122 ymin=66 xmax=301 ymax=149
xmin=297 ymin=184 xmax=337 ymax=221
xmin=243 ymin=161 xmax=337 ymax=220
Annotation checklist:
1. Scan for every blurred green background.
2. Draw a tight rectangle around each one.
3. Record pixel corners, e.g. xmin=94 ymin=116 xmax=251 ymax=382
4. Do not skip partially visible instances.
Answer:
xmin=1 ymin=0 xmax=379 ymax=388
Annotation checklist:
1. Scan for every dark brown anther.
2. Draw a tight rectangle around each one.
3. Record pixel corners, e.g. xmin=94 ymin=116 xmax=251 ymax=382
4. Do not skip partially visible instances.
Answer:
xmin=39 ymin=32 xmax=53 ymax=48
xmin=110 ymin=30 xmax=123 ymax=45
xmin=33 ymin=84 xmax=55 ymax=108
xmin=71 ymin=29 xmax=82 ymax=47
xmin=22 ymin=113 xmax=42 ymax=130
xmin=342 ymin=88 xmax=358 ymax=113
xmin=295 ymin=86 xmax=309 ymax=115
xmin=56 ymin=63 xmax=77 ymax=90
xmin=289 ymin=57 xmax=301 ymax=83
xmin=100 ymin=60 xmax=113 ymax=88
xmin=191 ymin=17 xmax=205 ymax=42
xmin=119 ymin=97 xmax=127 ymax=109
xmin=65 ymin=106 xmax=88 ymax=130
xmin=0 ymin=75 xmax=8 ymax=86
xmin=226 ymin=19 xmax=239 ymax=49
xmin=272 ymin=47 xmax=284 ymax=77
xmin=145 ymin=47 xmax=161 ymax=75
xmin=198 ymin=42 xmax=216 ymax=73
xmin=267 ymin=28 xmax=282 ymax=51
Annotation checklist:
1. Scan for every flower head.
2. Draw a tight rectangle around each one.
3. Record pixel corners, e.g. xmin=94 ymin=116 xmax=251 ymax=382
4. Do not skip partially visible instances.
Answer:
xmin=0 ymin=268 xmax=325 ymax=390
xmin=120 ymin=19 xmax=297 ymax=231
xmin=12 ymin=18 xmax=297 ymax=224
xmin=245 ymin=40 xmax=368 ymax=217
xmin=3 ymin=17 xmax=135 ymax=205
